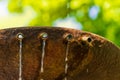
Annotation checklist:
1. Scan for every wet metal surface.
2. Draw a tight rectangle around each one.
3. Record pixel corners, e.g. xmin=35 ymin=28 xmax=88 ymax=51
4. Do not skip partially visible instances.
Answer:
xmin=0 ymin=27 xmax=119 ymax=80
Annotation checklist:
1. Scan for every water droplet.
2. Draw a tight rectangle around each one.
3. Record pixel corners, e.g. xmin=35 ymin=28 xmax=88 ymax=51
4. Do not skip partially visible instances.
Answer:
xmin=17 ymin=33 xmax=24 ymax=40
xmin=40 ymin=32 xmax=48 ymax=40
xmin=18 ymin=35 xmax=23 ymax=39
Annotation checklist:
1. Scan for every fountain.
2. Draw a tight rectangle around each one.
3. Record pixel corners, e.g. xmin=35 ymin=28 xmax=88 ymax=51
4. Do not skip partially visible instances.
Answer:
xmin=0 ymin=27 xmax=119 ymax=80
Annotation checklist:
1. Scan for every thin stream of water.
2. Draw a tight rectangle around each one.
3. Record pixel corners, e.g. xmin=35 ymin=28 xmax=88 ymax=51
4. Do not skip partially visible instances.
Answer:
xmin=19 ymin=39 xmax=23 ymax=80
xmin=40 ymin=40 xmax=46 ymax=73
xmin=64 ymin=42 xmax=69 ymax=80
xmin=40 ymin=40 xmax=46 ymax=80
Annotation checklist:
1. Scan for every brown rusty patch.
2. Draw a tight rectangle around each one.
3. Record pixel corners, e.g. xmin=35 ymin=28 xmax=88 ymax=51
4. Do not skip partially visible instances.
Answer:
xmin=0 ymin=27 xmax=119 ymax=80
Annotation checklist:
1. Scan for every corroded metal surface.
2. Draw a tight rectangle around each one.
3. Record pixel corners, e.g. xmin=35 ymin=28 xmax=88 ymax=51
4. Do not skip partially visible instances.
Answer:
xmin=0 ymin=27 xmax=120 ymax=80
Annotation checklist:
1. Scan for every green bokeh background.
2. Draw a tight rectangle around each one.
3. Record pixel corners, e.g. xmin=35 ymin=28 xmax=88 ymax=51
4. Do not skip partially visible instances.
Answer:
xmin=1 ymin=0 xmax=120 ymax=46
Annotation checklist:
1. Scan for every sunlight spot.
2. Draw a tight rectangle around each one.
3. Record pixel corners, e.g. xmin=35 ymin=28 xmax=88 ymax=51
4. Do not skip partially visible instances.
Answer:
xmin=0 ymin=0 xmax=9 ymax=17
xmin=89 ymin=5 xmax=100 ymax=20
xmin=53 ymin=17 xmax=82 ymax=30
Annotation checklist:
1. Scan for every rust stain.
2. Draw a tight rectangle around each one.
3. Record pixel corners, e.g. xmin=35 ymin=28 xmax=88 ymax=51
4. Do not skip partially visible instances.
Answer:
xmin=0 ymin=27 xmax=119 ymax=80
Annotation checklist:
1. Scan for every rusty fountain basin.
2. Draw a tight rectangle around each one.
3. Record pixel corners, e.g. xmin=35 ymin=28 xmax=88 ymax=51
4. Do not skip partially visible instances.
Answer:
xmin=0 ymin=27 xmax=120 ymax=80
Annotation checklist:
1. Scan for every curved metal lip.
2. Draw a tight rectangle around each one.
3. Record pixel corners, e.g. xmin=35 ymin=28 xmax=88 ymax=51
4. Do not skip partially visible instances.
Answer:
xmin=0 ymin=26 xmax=119 ymax=48
xmin=0 ymin=26 xmax=119 ymax=80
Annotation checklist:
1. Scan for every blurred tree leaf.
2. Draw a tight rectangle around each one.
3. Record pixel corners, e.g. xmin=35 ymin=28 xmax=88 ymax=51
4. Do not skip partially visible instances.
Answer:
xmin=7 ymin=0 xmax=120 ymax=46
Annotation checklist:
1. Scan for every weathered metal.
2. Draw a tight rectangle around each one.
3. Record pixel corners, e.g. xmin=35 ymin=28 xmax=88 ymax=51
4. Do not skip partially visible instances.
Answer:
xmin=0 ymin=27 xmax=120 ymax=80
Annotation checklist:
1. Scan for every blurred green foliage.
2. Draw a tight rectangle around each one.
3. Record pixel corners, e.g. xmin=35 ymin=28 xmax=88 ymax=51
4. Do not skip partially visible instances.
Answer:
xmin=7 ymin=0 xmax=120 ymax=46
